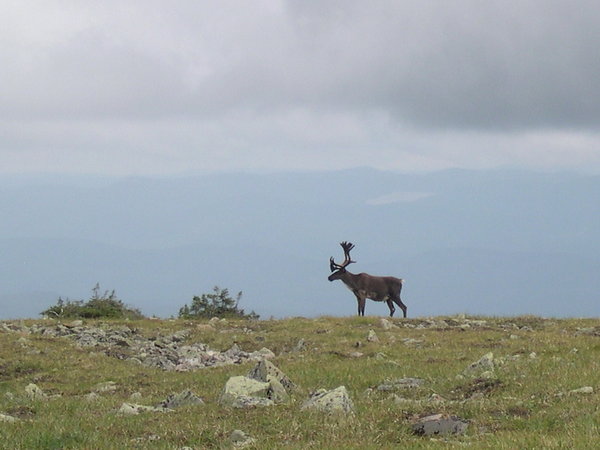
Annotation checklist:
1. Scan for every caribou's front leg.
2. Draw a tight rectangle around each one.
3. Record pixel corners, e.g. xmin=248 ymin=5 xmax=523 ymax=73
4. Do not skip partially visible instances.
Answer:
xmin=356 ymin=295 xmax=366 ymax=316
xmin=386 ymin=299 xmax=395 ymax=317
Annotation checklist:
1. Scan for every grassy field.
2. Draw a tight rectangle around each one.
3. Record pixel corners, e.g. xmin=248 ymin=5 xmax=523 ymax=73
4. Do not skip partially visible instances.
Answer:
xmin=1 ymin=315 xmax=599 ymax=449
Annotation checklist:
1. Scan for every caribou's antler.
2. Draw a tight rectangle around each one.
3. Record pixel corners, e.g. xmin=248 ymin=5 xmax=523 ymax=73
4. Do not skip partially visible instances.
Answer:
xmin=330 ymin=241 xmax=356 ymax=272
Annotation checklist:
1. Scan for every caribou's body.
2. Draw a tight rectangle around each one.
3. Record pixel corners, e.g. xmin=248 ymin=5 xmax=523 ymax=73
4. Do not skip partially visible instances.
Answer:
xmin=328 ymin=242 xmax=407 ymax=317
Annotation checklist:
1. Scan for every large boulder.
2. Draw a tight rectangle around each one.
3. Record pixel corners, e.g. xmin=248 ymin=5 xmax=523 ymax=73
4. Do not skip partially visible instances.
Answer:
xmin=247 ymin=359 xmax=295 ymax=393
xmin=412 ymin=414 xmax=468 ymax=436
xmin=301 ymin=386 xmax=354 ymax=414
xmin=159 ymin=389 xmax=204 ymax=409
xmin=219 ymin=376 xmax=272 ymax=408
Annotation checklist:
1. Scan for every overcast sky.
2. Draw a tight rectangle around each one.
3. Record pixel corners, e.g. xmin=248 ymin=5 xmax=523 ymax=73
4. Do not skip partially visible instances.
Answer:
xmin=2 ymin=0 xmax=600 ymax=175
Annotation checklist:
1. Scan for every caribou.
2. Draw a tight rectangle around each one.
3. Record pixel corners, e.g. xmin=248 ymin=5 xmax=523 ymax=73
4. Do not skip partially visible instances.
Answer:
xmin=328 ymin=242 xmax=407 ymax=317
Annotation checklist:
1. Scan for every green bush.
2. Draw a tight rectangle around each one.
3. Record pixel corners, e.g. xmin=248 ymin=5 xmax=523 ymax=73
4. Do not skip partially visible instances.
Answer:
xmin=41 ymin=283 xmax=144 ymax=319
xmin=179 ymin=286 xmax=259 ymax=319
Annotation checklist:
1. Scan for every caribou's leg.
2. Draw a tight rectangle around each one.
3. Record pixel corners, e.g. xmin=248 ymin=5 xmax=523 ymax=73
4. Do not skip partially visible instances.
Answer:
xmin=392 ymin=296 xmax=407 ymax=318
xmin=386 ymin=299 xmax=395 ymax=317
xmin=356 ymin=295 xmax=366 ymax=316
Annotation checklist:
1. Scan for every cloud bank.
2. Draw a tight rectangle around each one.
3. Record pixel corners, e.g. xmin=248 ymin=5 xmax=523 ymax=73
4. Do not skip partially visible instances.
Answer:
xmin=2 ymin=0 xmax=600 ymax=174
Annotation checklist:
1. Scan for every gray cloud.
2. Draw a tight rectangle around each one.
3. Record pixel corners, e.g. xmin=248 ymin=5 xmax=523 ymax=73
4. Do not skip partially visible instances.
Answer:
xmin=1 ymin=0 xmax=600 ymax=174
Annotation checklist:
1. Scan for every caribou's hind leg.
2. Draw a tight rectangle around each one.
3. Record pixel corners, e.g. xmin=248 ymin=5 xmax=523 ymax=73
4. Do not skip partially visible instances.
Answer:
xmin=392 ymin=296 xmax=407 ymax=318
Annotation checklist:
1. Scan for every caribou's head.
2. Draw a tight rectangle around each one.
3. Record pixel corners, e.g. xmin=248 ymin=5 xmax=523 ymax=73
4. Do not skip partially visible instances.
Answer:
xmin=328 ymin=241 xmax=356 ymax=281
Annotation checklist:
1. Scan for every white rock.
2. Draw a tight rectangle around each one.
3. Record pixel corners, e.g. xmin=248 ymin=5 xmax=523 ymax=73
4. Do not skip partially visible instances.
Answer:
xmin=219 ymin=376 xmax=271 ymax=407
xmin=25 ymin=383 xmax=47 ymax=400
xmin=230 ymin=429 xmax=256 ymax=447
xmin=301 ymin=386 xmax=354 ymax=414
xmin=570 ymin=386 xmax=593 ymax=395
xmin=117 ymin=403 xmax=167 ymax=415
xmin=93 ymin=381 xmax=117 ymax=393
xmin=367 ymin=330 xmax=379 ymax=343
xmin=0 ymin=413 xmax=19 ymax=423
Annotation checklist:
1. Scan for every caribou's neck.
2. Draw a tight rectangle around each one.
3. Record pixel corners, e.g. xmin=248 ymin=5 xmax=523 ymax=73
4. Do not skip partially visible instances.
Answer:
xmin=338 ymin=271 xmax=361 ymax=291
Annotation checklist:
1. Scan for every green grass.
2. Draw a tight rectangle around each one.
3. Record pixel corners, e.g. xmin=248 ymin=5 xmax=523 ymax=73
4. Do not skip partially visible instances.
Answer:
xmin=1 ymin=315 xmax=599 ymax=448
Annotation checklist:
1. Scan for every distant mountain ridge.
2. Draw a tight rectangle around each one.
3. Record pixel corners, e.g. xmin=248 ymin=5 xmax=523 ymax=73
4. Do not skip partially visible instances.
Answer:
xmin=1 ymin=168 xmax=598 ymax=319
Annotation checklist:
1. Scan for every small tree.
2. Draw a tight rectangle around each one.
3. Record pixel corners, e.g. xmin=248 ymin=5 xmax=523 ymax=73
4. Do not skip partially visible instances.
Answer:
xmin=179 ymin=286 xmax=259 ymax=319
xmin=41 ymin=283 xmax=144 ymax=320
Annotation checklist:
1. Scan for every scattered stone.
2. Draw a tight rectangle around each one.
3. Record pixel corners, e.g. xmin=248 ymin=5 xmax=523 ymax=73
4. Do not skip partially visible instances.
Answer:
xmin=230 ymin=396 xmax=275 ymax=408
xmin=0 ymin=413 xmax=19 ymax=423
xmin=250 ymin=347 xmax=276 ymax=360
xmin=293 ymin=338 xmax=307 ymax=352
xmin=129 ymin=392 xmax=143 ymax=400
xmin=10 ymin=322 xmax=273 ymax=372
xmin=84 ymin=392 xmax=101 ymax=402
xmin=219 ymin=376 xmax=271 ymax=408
xmin=229 ymin=429 xmax=256 ymax=448
xmin=367 ymin=329 xmax=379 ymax=343
xmin=464 ymin=352 xmax=495 ymax=377
xmin=93 ymin=381 xmax=117 ymax=393
xmin=378 ymin=318 xmax=394 ymax=330
xmin=301 ymin=386 xmax=354 ymax=414
xmin=117 ymin=403 xmax=167 ymax=415
xmin=25 ymin=383 xmax=47 ymax=400
xmin=575 ymin=327 xmax=600 ymax=336
xmin=412 ymin=414 xmax=468 ymax=436
xmin=377 ymin=377 xmax=424 ymax=391
xmin=570 ymin=386 xmax=593 ymax=395
xmin=159 ymin=390 xmax=204 ymax=409
xmin=66 ymin=320 xmax=84 ymax=328
xmin=401 ymin=338 xmax=424 ymax=347
xmin=247 ymin=359 xmax=295 ymax=401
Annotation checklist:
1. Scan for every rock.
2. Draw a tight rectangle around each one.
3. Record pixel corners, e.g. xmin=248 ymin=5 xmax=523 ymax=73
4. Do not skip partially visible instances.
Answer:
xmin=117 ymin=403 xmax=167 ymax=415
xmin=349 ymin=352 xmax=364 ymax=358
xmin=367 ymin=330 xmax=379 ymax=343
xmin=25 ymin=383 xmax=47 ymax=400
xmin=220 ymin=376 xmax=272 ymax=407
xmin=129 ymin=392 xmax=143 ymax=400
xmin=230 ymin=396 xmax=275 ymax=408
xmin=301 ymin=386 xmax=354 ymax=414
xmin=570 ymin=386 xmax=593 ymax=395
xmin=229 ymin=429 xmax=256 ymax=447
xmin=464 ymin=352 xmax=495 ymax=377
xmin=84 ymin=392 xmax=101 ymax=402
xmin=93 ymin=381 xmax=117 ymax=393
xmin=66 ymin=320 xmax=84 ymax=328
xmin=377 ymin=377 xmax=424 ymax=391
xmin=412 ymin=414 xmax=468 ymax=436
xmin=401 ymin=338 xmax=424 ymax=347
xmin=575 ymin=327 xmax=600 ymax=336
xmin=159 ymin=389 xmax=204 ymax=409
xmin=293 ymin=339 xmax=307 ymax=352
xmin=245 ymin=361 xmax=293 ymax=403
xmin=248 ymin=359 xmax=295 ymax=392
xmin=379 ymin=318 xmax=394 ymax=330
xmin=0 ymin=413 xmax=19 ymax=423
xmin=250 ymin=347 xmax=276 ymax=360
